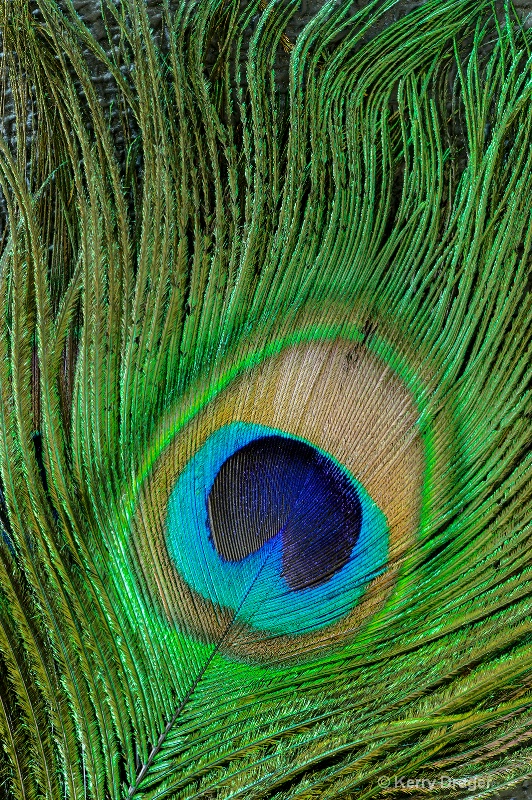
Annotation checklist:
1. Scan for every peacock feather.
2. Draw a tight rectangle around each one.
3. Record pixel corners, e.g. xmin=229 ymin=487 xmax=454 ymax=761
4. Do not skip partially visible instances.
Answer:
xmin=0 ymin=0 xmax=531 ymax=797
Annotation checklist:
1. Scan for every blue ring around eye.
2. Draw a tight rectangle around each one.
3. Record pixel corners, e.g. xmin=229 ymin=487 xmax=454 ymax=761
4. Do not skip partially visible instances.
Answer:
xmin=166 ymin=422 xmax=389 ymax=635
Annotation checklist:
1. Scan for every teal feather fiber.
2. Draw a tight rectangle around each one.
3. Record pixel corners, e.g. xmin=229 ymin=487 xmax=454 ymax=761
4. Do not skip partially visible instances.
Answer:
xmin=0 ymin=0 xmax=531 ymax=798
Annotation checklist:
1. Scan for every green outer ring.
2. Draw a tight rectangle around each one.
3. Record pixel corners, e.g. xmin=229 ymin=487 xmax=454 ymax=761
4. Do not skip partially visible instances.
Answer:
xmin=121 ymin=321 xmax=435 ymax=669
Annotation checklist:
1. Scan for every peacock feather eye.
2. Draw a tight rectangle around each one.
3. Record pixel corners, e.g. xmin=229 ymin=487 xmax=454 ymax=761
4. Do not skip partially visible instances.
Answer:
xmin=167 ymin=423 xmax=387 ymax=633
xmin=133 ymin=335 xmax=427 ymax=660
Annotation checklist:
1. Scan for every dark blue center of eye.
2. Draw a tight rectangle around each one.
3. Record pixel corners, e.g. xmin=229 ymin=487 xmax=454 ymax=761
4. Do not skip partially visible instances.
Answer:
xmin=207 ymin=435 xmax=362 ymax=591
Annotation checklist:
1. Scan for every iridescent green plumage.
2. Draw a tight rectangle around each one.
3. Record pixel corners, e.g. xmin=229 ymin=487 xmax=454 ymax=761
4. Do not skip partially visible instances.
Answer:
xmin=0 ymin=1 xmax=531 ymax=798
